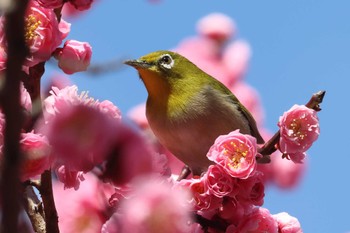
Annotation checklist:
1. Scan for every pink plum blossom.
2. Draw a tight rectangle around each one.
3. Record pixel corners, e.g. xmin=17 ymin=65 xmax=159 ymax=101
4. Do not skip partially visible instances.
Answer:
xmin=41 ymin=104 xmax=117 ymax=173
xmin=23 ymin=0 xmax=70 ymax=67
xmin=43 ymin=85 xmax=98 ymax=119
xmin=100 ymin=123 xmax=153 ymax=186
xmin=20 ymin=132 xmax=51 ymax=181
xmin=207 ymin=130 xmax=257 ymax=179
xmin=53 ymin=173 xmax=111 ymax=233
xmin=55 ymin=40 xmax=92 ymax=74
xmin=177 ymin=177 xmax=221 ymax=211
xmin=222 ymin=40 xmax=251 ymax=85
xmin=218 ymin=198 xmax=246 ymax=224
xmin=36 ymin=0 xmax=64 ymax=9
xmin=273 ymin=212 xmax=303 ymax=233
xmin=204 ymin=165 xmax=238 ymax=198
xmin=196 ymin=13 xmax=236 ymax=42
xmin=39 ymin=85 xmax=123 ymax=179
xmin=236 ymin=171 xmax=265 ymax=207
xmin=278 ymin=104 xmax=320 ymax=158
xmin=69 ymin=0 xmax=94 ymax=11
xmin=43 ymin=85 xmax=118 ymax=121
xmin=229 ymin=207 xmax=278 ymax=233
xmin=98 ymin=100 xmax=122 ymax=120
xmin=105 ymin=178 xmax=193 ymax=233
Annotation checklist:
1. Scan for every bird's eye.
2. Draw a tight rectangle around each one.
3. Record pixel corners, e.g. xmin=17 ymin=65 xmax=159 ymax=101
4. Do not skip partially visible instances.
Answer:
xmin=159 ymin=54 xmax=174 ymax=69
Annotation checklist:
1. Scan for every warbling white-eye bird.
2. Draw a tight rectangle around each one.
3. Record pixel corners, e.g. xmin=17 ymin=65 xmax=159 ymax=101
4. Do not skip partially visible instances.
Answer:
xmin=125 ymin=50 xmax=264 ymax=175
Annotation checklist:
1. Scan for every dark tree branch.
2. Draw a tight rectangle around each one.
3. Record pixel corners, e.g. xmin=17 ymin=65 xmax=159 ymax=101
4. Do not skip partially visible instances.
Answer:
xmin=0 ymin=0 xmax=29 ymax=232
xmin=40 ymin=171 xmax=60 ymax=233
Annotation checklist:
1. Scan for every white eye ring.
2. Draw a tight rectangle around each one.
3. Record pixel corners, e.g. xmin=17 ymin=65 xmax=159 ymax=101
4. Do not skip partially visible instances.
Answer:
xmin=159 ymin=54 xmax=174 ymax=69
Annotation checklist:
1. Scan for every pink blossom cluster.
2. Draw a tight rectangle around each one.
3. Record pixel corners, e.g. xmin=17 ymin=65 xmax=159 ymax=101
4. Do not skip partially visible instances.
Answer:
xmin=171 ymin=130 xmax=302 ymax=232
xmin=0 ymin=0 xmax=92 ymax=75
xmin=278 ymin=104 xmax=320 ymax=163
xmin=174 ymin=131 xmax=263 ymax=231
xmin=37 ymin=85 xmax=153 ymax=189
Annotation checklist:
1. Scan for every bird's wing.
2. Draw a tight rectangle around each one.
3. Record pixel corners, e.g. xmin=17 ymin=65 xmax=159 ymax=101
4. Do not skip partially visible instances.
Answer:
xmin=211 ymin=81 xmax=265 ymax=144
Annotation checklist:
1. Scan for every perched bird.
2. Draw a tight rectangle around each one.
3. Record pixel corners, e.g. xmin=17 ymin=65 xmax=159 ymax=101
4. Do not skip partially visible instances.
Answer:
xmin=125 ymin=51 xmax=264 ymax=175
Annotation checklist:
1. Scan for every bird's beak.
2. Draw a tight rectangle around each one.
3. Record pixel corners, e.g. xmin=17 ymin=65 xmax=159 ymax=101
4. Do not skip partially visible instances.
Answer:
xmin=124 ymin=59 xmax=152 ymax=69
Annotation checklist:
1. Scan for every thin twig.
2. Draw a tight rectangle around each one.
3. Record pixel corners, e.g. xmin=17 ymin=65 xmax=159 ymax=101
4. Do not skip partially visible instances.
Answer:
xmin=87 ymin=57 xmax=125 ymax=75
xmin=0 ymin=0 xmax=29 ymax=232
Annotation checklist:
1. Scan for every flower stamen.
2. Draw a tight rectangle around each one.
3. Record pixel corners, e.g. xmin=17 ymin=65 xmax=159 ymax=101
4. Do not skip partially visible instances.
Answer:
xmin=289 ymin=119 xmax=307 ymax=140
xmin=25 ymin=14 xmax=41 ymax=42
xmin=223 ymin=141 xmax=248 ymax=169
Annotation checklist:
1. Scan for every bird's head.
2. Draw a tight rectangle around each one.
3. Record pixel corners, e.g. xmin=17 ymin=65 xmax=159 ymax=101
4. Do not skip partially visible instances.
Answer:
xmin=124 ymin=51 xmax=203 ymax=99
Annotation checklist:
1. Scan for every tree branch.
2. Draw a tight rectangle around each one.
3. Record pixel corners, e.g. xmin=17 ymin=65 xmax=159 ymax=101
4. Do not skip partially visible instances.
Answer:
xmin=0 ymin=0 xmax=29 ymax=232
xmin=40 ymin=171 xmax=60 ymax=233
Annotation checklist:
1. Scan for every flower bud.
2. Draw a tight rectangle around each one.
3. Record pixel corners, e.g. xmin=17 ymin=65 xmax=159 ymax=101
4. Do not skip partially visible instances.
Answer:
xmin=56 ymin=40 xmax=92 ymax=74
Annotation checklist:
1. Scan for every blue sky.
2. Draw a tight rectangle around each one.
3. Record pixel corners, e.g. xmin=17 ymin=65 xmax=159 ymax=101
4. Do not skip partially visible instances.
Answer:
xmin=46 ymin=1 xmax=350 ymax=232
